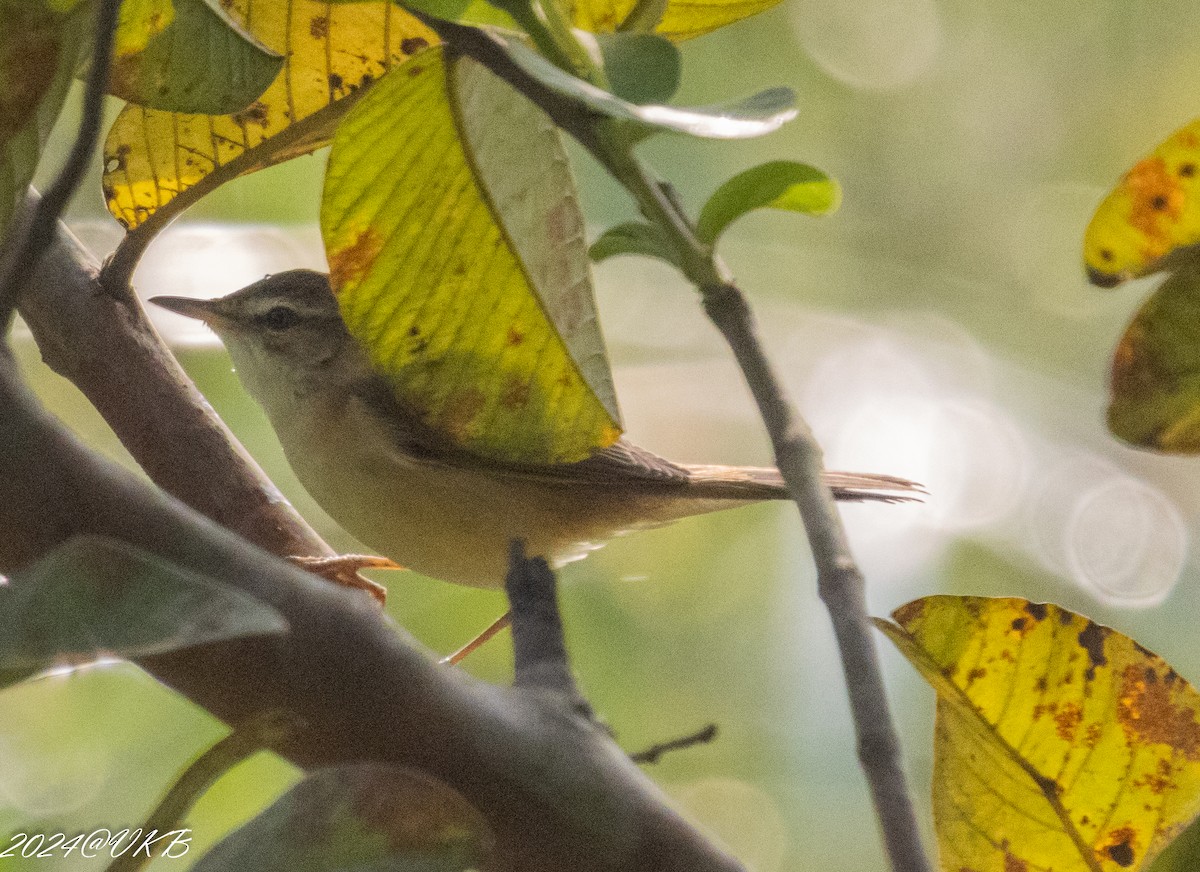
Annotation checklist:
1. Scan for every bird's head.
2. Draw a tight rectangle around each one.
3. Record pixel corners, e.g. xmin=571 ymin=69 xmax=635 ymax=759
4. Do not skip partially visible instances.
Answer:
xmin=151 ymin=270 xmax=359 ymax=400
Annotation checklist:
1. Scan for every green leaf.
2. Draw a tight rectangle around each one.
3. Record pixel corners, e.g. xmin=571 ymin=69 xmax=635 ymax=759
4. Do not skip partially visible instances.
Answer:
xmin=592 ymin=32 xmax=679 ymax=104
xmin=1107 ymin=256 xmax=1200 ymax=452
xmin=0 ymin=535 xmax=288 ymax=689
xmin=697 ymin=160 xmax=840 ymax=245
xmin=108 ymin=0 xmax=283 ymax=115
xmin=497 ymin=33 xmax=796 ymax=139
xmin=589 ymin=220 xmax=679 ymax=266
xmin=192 ymin=764 xmax=492 ymax=872
xmin=0 ymin=1 xmax=90 ymax=237
xmin=321 ymin=47 xmax=622 ymax=464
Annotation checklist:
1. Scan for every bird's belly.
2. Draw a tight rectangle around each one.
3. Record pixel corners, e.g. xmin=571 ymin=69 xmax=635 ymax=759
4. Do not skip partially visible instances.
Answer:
xmin=283 ymin=436 xmax=628 ymax=588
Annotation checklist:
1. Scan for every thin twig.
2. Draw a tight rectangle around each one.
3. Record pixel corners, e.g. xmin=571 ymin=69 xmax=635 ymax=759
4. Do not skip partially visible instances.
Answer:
xmin=629 ymin=724 xmax=718 ymax=765
xmin=702 ymin=282 xmax=930 ymax=872
xmin=0 ymin=0 xmax=122 ymax=331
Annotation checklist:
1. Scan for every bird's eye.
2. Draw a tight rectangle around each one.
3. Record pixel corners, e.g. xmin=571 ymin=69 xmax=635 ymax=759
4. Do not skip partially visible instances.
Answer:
xmin=259 ymin=306 xmax=300 ymax=330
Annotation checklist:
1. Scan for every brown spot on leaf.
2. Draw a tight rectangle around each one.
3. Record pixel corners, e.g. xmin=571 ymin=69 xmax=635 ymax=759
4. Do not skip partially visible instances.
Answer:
xmin=1125 ymin=156 xmax=1184 ymax=258
xmin=1003 ymin=851 xmax=1027 ymax=872
xmin=309 ymin=15 xmax=329 ymax=38
xmin=1011 ymin=617 xmax=1027 ymax=631
xmin=232 ymin=101 xmax=270 ymax=129
xmin=1133 ymin=758 xmax=1174 ymax=794
xmin=502 ymin=378 xmax=530 ymax=409
xmin=329 ymin=72 xmax=344 ymax=92
xmin=401 ymin=36 xmax=429 ymax=55
xmin=1109 ymin=320 xmax=1160 ymax=404
xmin=328 ymin=228 xmax=383 ymax=291
xmin=1102 ymin=827 xmax=1137 ymax=867
xmin=1025 ymin=602 xmax=1048 ymax=621
xmin=891 ymin=600 xmax=927 ymax=626
xmin=1117 ymin=663 xmax=1200 ymax=758
xmin=1077 ymin=621 xmax=1109 ymax=680
xmin=507 ymin=327 xmax=525 ymax=346
xmin=439 ymin=387 xmax=486 ymax=441
xmin=1054 ymin=702 xmax=1083 ymax=742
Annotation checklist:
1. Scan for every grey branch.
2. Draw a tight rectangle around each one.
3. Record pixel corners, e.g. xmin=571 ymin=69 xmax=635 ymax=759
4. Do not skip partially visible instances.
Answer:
xmin=702 ymin=283 xmax=930 ymax=872
xmin=505 ymin=540 xmax=582 ymax=700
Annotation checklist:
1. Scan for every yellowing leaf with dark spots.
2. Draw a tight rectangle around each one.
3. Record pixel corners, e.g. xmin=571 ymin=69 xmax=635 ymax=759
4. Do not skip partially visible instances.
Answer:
xmin=1105 ymin=262 xmax=1200 ymax=452
xmin=102 ymin=0 xmax=435 ymax=235
xmin=321 ymin=47 xmax=621 ymax=464
xmin=876 ymin=596 xmax=1200 ymax=872
xmin=1085 ymin=118 xmax=1200 ymax=288
xmin=567 ymin=0 xmax=781 ymax=40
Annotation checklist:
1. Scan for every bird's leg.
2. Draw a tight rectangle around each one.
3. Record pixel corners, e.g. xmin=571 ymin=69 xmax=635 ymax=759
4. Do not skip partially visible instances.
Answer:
xmin=288 ymin=554 xmax=403 ymax=606
xmin=441 ymin=610 xmax=512 ymax=666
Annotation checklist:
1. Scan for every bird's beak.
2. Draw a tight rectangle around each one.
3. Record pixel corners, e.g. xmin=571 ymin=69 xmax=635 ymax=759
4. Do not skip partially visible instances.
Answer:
xmin=149 ymin=295 xmax=234 ymax=330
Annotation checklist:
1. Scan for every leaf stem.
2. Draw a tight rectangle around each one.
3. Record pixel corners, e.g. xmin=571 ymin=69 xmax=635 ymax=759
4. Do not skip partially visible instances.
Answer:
xmin=105 ymin=712 xmax=297 ymax=872
xmin=0 ymin=0 xmax=122 ymax=334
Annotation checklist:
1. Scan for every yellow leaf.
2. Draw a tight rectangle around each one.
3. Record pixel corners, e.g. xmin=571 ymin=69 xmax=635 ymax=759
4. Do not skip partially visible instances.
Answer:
xmin=568 ymin=0 xmax=781 ymax=41
xmin=1085 ymin=118 xmax=1200 ymax=288
xmin=321 ymin=47 xmax=622 ymax=464
xmin=877 ymin=596 xmax=1200 ymax=872
xmin=114 ymin=0 xmax=175 ymax=57
xmin=102 ymin=0 xmax=435 ymax=231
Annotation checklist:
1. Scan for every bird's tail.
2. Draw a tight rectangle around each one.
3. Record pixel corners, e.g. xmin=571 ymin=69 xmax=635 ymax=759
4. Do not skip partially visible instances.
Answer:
xmin=679 ymin=464 xmax=924 ymax=504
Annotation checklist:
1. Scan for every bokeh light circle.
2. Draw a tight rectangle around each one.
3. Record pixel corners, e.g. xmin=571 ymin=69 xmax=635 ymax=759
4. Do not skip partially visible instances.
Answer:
xmin=789 ymin=0 xmax=942 ymax=91
xmin=1064 ymin=477 xmax=1187 ymax=606
xmin=671 ymin=778 xmax=788 ymax=872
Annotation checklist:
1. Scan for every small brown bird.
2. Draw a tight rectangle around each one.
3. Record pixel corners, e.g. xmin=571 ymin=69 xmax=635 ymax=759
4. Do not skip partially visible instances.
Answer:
xmin=153 ymin=270 xmax=919 ymax=588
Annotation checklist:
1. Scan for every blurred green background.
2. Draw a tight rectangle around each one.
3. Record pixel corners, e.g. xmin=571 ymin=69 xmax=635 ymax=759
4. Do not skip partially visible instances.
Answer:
xmin=6 ymin=0 xmax=1200 ymax=869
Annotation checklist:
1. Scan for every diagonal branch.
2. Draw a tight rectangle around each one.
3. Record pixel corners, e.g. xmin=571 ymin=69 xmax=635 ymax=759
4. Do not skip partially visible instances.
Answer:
xmin=17 ymin=215 xmax=375 ymax=592
xmin=4 ymin=232 xmax=745 ymax=872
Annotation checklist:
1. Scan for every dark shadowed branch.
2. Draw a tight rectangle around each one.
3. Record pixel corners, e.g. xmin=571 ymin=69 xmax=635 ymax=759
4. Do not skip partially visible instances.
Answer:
xmin=0 ymin=286 xmax=745 ymax=871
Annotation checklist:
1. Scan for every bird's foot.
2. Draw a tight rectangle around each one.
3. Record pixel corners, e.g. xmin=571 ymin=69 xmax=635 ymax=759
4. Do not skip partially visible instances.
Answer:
xmin=288 ymin=554 xmax=405 ymax=607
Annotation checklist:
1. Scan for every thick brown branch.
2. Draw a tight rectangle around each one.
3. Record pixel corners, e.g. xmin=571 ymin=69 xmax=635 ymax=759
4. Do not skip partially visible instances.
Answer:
xmin=2 ymin=236 xmax=745 ymax=872
xmin=18 ymin=222 xmax=339 ymax=567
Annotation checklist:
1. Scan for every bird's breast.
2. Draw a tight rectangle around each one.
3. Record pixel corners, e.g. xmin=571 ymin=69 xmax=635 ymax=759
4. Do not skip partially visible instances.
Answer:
xmin=266 ymin=394 xmax=635 ymax=587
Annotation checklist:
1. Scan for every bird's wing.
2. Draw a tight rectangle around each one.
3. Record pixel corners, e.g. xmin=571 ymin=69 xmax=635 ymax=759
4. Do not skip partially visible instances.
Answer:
xmin=354 ymin=378 xmax=920 ymax=501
